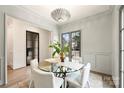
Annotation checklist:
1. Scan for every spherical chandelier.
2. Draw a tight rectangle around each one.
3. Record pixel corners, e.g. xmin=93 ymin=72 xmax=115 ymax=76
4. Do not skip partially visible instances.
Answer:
xmin=51 ymin=8 xmax=71 ymax=23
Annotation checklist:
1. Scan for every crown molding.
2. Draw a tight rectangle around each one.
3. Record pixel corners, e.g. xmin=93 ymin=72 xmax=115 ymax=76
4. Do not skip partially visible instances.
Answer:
xmin=16 ymin=5 xmax=56 ymax=25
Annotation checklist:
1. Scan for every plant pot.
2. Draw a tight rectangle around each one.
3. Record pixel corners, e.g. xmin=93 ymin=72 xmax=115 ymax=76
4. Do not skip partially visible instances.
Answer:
xmin=60 ymin=52 xmax=64 ymax=62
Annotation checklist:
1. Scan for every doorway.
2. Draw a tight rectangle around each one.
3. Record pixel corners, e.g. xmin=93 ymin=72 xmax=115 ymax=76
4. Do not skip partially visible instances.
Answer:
xmin=26 ymin=31 xmax=39 ymax=66
xmin=61 ymin=31 xmax=81 ymax=60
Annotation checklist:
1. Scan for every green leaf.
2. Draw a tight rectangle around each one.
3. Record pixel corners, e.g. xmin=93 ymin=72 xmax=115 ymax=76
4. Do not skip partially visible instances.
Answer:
xmin=52 ymin=51 xmax=57 ymax=58
xmin=49 ymin=40 xmax=69 ymax=57
xmin=49 ymin=45 xmax=53 ymax=47
xmin=63 ymin=44 xmax=69 ymax=55
xmin=53 ymin=45 xmax=61 ymax=53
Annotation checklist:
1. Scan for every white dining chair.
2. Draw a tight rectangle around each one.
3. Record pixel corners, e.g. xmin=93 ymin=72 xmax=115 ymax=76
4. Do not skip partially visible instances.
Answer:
xmin=30 ymin=59 xmax=38 ymax=69
xmin=65 ymin=63 xmax=91 ymax=88
xmin=32 ymin=68 xmax=64 ymax=88
xmin=72 ymin=56 xmax=83 ymax=64
xmin=29 ymin=59 xmax=38 ymax=88
xmin=64 ymin=57 xmax=69 ymax=62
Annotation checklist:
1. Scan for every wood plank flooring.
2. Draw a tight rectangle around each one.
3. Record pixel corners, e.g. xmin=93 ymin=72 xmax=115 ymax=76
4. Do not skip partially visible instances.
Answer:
xmin=0 ymin=66 xmax=115 ymax=88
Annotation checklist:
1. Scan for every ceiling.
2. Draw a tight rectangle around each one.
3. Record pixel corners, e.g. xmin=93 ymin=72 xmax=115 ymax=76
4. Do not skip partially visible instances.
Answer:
xmin=21 ymin=5 xmax=111 ymax=25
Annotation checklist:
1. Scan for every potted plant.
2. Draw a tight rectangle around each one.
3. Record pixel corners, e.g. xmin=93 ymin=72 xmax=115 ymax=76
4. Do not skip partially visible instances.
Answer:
xmin=49 ymin=41 xmax=69 ymax=62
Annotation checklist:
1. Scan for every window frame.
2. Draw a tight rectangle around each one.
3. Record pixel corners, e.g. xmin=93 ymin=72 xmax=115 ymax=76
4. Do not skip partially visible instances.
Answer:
xmin=61 ymin=30 xmax=81 ymax=60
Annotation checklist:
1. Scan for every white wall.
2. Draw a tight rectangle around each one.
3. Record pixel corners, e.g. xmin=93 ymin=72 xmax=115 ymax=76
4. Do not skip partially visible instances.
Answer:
xmin=6 ymin=17 xmax=14 ymax=68
xmin=112 ymin=5 xmax=120 ymax=88
xmin=6 ymin=15 xmax=52 ymax=69
xmin=59 ymin=11 xmax=112 ymax=75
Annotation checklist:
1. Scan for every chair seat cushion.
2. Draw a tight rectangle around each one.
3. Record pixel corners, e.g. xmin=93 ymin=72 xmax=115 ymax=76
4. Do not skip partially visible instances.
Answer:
xmin=65 ymin=71 xmax=81 ymax=88
xmin=54 ymin=77 xmax=63 ymax=88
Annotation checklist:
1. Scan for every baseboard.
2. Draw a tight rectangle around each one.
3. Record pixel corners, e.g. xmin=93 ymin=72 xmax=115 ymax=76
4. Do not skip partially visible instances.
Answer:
xmin=7 ymin=65 xmax=13 ymax=70
xmin=91 ymin=70 xmax=111 ymax=76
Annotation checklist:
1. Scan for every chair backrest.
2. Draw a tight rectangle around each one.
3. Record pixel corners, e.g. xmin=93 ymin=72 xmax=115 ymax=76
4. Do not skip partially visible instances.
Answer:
xmin=80 ymin=63 xmax=91 ymax=87
xmin=64 ymin=57 xmax=69 ymax=62
xmin=32 ymin=68 xmax=55 ymax=88
xmin=72 ymin=56 xmax=82 ymax=64
xmin=30 ymin=59 xmax=38 ymax=69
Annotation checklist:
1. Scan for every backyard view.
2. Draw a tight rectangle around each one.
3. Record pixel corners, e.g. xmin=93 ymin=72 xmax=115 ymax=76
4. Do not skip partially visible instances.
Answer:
xmin=62 ymin=31 xmax=81 ymax=60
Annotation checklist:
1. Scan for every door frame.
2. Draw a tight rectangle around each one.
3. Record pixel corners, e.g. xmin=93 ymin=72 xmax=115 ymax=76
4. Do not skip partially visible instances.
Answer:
xmin=26 ymin=31 xmax=39 ymax=66
xmin=4 ymin=14 xmax=8 ymax=84
xmin=119 ymin=5 xmax=124 ymax=88
xmin=0 ymin=13 xmax=6 ymax=85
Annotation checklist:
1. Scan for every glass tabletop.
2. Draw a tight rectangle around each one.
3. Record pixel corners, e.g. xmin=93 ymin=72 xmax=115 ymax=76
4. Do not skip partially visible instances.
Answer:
xmin=38 ymin=62 xmax=83 ymax=73
xmin=38 ymin=64 xmax=80 ymax=78
xmin=38 ymin=65 xmax=52 ymax=72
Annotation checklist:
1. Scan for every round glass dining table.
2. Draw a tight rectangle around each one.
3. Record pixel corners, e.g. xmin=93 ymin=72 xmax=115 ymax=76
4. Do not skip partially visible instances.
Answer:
xmin=38 ymin=62 xmax=84 ymax=88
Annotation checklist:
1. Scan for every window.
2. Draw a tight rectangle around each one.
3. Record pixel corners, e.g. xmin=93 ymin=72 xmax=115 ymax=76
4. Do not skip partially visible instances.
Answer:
xmin=61 ymin=31 xmax=81 ymax=61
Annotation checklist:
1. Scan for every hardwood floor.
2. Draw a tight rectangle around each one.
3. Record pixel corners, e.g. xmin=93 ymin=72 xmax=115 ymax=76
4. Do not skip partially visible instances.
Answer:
xmin=91 ymin=71 xmax=115 ymax=88
xmin=0 ymin=66 xmax=115 ymax=88
xmin=0 ymin=66 xmax=30 ymax=88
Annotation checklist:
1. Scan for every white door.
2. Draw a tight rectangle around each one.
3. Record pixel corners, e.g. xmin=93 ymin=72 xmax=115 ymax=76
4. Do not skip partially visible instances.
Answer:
xmin=0 ymin=12 xmax=5 ymax=85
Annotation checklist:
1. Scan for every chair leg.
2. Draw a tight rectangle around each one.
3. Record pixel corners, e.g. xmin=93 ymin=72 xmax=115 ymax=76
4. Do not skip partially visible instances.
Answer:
xmin=29 ymin=80 xmax=32 ymax=88
xmin=62 ymin=79 xmax=68 ymax=88
xmin=64 ymin=80 xmax=67 ymax=88
xmin=87 ymin=80 xmax=90 ymax=88
xmin=66 ymin=81 xmax=69 ymax=88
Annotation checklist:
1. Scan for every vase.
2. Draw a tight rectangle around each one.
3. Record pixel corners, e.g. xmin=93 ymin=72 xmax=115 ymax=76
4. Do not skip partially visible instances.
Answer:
xmin=60 ymin=52 xmax=64 ymax=62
